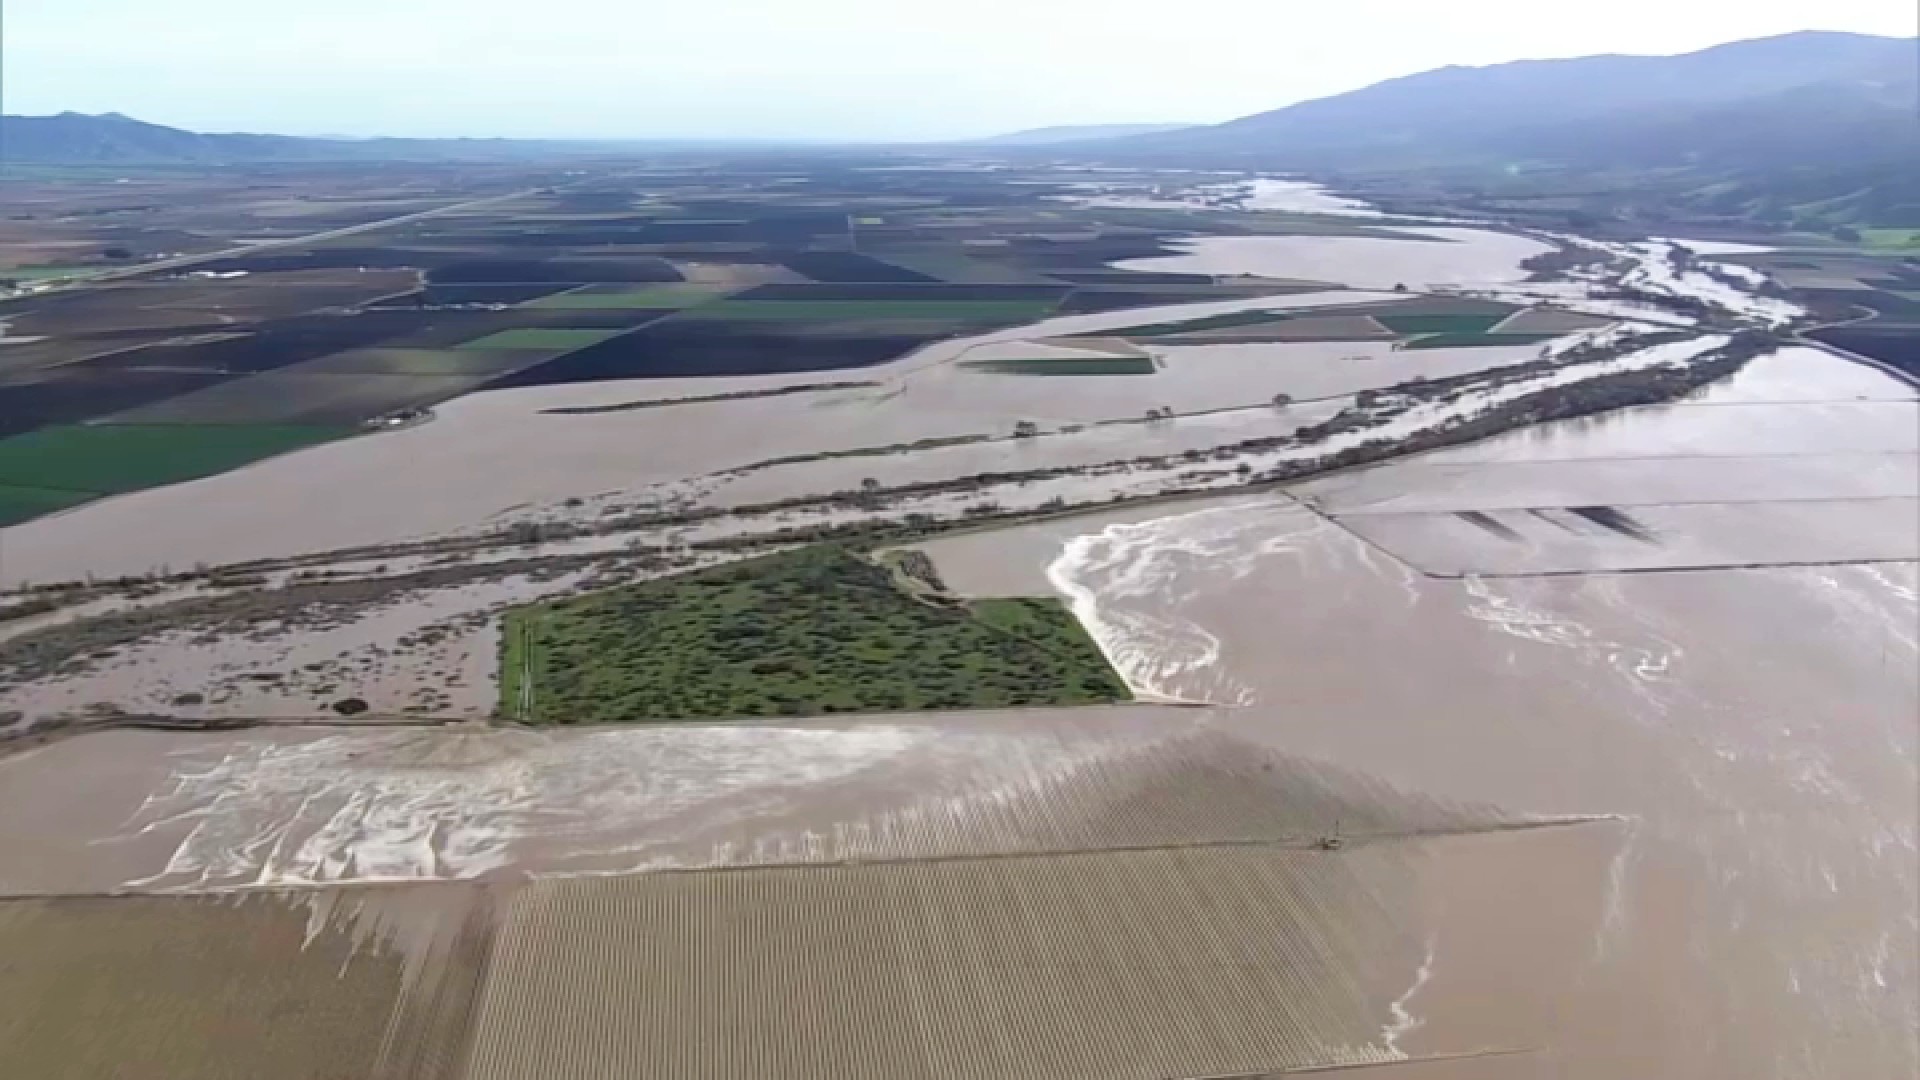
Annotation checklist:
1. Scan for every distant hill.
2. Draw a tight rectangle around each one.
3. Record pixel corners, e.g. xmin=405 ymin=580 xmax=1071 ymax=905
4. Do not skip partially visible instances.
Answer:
xmin=976 ymin=123 xmax=1195 ymax=146
xmin=0 ymin=112 xmax=610 ymax=163
xmin=1085 ymin=32 xmax=1920 ymax=227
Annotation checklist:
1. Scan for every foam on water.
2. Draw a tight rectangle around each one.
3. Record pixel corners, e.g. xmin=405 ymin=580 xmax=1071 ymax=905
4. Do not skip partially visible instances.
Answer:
xmin=1381 ymin=936 xmax=1437 ymax=1056
xmin=1045 ymin=503 xmax=1308 ymax=705
xmin=121 ymin=726 xmax=931 ymax=888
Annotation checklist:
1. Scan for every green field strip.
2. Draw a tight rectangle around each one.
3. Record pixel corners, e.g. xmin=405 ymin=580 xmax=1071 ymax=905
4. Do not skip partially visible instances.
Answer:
xmin=0 ymin=424 xmax=351 ymax=496
xmin=518 ymin=284 xmax=734 ymax=311
xmin=0 ymin=484 xmax=102 ymax=527
xmin=1862 ymin=229 xmax=1920 ymax=251
xmin=454 ymin=327 xmax=627 ymax=350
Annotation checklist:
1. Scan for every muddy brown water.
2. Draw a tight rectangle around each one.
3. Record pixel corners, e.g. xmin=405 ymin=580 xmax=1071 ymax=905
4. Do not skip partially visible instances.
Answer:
xmin=942 ymin=493 xmax=1915 ymax=1078
xmin=1114 ymin=226 xmax=1553 ymax=291
xmin=908 ymin=349 xmax=1919 ymax=1076
xmin=0 ymin=289 xmax=1410 ymax=587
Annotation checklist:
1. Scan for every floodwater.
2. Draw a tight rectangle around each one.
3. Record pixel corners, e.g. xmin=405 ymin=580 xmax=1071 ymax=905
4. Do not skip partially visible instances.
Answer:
xmin=0 ymin=707 xmax=1190 ymax=894
xmin=1297 ymin=345 xmax=1919 ymax=575
xmin=936 ymin=495 xmax=1916 ymax=1079
xmin=1243 ymin=176 xmax=1381 ymax=217
xmin=905 ymin=343 xmax=1920 ymax=1075
xmin=0 ymin=289 xmax=1403 ymax=586
xmin=1115 ymin=226 xmax=1552 ymax=291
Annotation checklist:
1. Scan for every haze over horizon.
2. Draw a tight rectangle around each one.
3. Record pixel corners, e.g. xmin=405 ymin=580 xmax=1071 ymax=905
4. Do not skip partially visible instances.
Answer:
xmin=3 ymin=0 xmax=1914 ymax=141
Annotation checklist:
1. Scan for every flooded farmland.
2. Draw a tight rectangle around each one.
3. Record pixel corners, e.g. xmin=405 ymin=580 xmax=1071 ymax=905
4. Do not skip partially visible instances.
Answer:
xmin=974 ymin=496 xmax=1916 ymax=1079
xmin=3 ymin=156 xmax=1914 ymax=1078
xmin=902 ymin=342 xmax=1920 ymax=1077
xmin=0 ymin=288 xmax=1416 ymax=586
xmin=1115 ymin=226 xmax=1553 ymax=290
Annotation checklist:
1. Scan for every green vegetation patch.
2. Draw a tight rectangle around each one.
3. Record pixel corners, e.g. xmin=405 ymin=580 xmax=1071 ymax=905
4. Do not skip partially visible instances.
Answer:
xmin=964 ymin=356 xmax=1156 ymax=376
xmin=454 ymin=327 xmax=626 ymax=350
xmin=0 ymin=424 xmax=349 ymax=495
xmin=1374 ymin=313 xmax=1509 ymax=336
xmin=1401 ymin=332 xmax=1557 ymax=350
xmin=521 ymin=285 xmax=730 ymax=310
xmin=0 ymin=484 xmax=100 ymax=526
xmin=1861 ymin=229 xmax=1920 ymax=252
xmin=680 ymin=299 xmax=1061 ymax=322
xmin=501 ymin=546 xmax=1129 ymax=723
xmin=1113 ymin=310 xmax=1297 ymax=337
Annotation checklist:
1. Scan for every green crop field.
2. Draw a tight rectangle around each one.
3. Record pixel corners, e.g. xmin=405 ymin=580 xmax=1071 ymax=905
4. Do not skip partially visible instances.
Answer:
xmin=680 ymin=299 xmax=1061 ymax=322
xmin=1401 ymin=332 xmax=1556 ymax=350
xmin=1374 ymin=313 xmax=1509 ymax=336
xmin=1862 ymin=229 xmax=1920 ymax=252
xmin=964 ymin=356 xmax=1156 ymax=376
xmin=454 ymin=328 xmax=626 ymax=350
xmin=0 ymin=424 xmax=350 ymax=496
xmin=0 ymin=484 xmax=99 ymax=527
xmin=500 ymin=545 xmax=1129 ymax=723
xmin=521 ymin=285 xmax=729 ymax=310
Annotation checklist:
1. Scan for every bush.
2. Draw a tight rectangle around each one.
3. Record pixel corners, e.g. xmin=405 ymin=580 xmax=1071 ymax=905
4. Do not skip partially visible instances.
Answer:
xmin=331 ymin=697 xmax=371 ymax=716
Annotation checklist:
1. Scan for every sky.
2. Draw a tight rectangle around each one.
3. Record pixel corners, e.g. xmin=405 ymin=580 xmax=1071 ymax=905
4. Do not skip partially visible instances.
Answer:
xmin=4 ymin=0 xmax=1914 ymax=141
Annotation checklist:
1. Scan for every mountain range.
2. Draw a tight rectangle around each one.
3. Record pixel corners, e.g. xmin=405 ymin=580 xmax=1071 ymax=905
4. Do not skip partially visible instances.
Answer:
xmin=1083 ymin=31 xmax=1918 ymax=228
xmin=5 ymin=32 xmax=1913 ymax=226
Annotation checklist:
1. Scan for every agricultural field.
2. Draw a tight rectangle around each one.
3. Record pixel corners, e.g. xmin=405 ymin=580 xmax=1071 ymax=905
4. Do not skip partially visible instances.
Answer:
xmin=500 ymin=546 xmax=1129 ymax=723
xmin=0 ymin=162 xmax=1360 ymax=523
xmin=1861 ymin=228 xmax=1920 ymax=252
xmin=1785 ymin=256 xmax=1920 ymax=377
xmin=0 ymin=424 xmax=347 ymax=522
xmin=0 ymin=154 xmax=1915 ymax=1080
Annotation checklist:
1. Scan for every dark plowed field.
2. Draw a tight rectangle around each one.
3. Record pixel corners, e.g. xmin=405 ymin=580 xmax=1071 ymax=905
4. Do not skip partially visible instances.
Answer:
xmin=780 ymin=252 xmax=938 ymax=283
xmin=76 ymin=311 xmax=444 ymax=375
xmin=488 ymin=320 xmax=941 ymax=385
xmin=1043 ymin=270 xmax=1216 ymax=286
xmin=1811 ymin=327 xmax=1920 ymax=379
xmin=1007 ymin=235 xmax=1180 ymax=265
xmin=1056 ymin=288 xmax=1314 ymax=314
xmin=0 ymin=369 xmax=233 ymax=438
xmin=373 ymin=283 xmax=577 ymax=307
xmin=737 ymin=283 xmax=1070 ymax=303
xmin=429 ymin=257 xmax=683 ymax=284
xmin=185 ymin=248 xmax=444 ymax=273
xmin=112 ymin=371 xmax=491 ymax=426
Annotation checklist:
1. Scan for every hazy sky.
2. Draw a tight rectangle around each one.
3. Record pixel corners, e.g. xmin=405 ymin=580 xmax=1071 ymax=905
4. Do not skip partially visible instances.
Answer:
xmin=4 ymin=0 xmax=1913 ymax=140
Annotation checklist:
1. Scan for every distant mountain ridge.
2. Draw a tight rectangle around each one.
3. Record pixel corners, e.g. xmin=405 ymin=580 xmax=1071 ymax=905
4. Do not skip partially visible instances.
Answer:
xmin=1084 ymin=31 xmax=1920 ymax=226
xmin=0 ymin=111 xmax=561 ymax=163
xmin=975 ymin=123 xmax=1195 ymax=146
xmin=0 ymin=112 xmax=766 ymax=163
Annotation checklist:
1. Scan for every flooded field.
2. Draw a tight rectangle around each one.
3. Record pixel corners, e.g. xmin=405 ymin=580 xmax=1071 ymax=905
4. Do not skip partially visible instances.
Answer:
xmin=1298 ymin=345 xmax=1920 ymax=573
xmin=0 ymin=289 xmax=1417 ymax=586
xmin=3 ymin=163 xmax=1911 ymax=1077
xmin=0 ymin=883 xmax=491 ymax=1080
xmin=886 ymin=343 xmax=1920 ymax=1076
xmin=1116 ymin=226 xmax=1552 ymax=290
xmin=915 ymin=492 xmax=1916 ymax=1078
